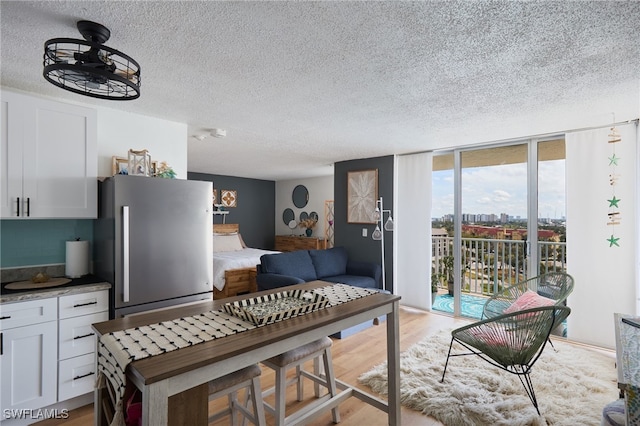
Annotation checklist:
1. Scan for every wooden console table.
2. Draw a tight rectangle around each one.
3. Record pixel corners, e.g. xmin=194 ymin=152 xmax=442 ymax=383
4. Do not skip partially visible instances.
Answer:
xmin=92 ymin=281 xmax=401 ymax=426
xmin=275 ymin=235 xmax=326 ymax=251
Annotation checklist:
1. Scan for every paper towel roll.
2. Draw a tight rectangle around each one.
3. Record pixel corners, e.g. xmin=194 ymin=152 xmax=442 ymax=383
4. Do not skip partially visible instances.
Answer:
xmin=65 ymin=240 xmax=89 ymax=278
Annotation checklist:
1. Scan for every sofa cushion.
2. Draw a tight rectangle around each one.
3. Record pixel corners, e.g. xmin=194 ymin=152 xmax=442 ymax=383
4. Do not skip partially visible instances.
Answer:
xmin=309 ymin=247 xmax=348 ymax=279
xmin=260 ymin=251 xmax=317 ymax=282
xmin=322 ymin=274 xmax=377 ymax=289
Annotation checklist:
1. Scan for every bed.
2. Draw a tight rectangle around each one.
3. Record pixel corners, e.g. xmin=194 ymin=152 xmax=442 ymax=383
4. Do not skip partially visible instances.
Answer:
xmin=212 ymin=224 xmax=279 ymax=299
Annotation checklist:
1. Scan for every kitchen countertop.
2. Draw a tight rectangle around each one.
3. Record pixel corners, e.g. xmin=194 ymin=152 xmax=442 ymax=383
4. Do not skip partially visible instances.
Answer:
xmin=0 ymin=274 xmax=111 ymax=304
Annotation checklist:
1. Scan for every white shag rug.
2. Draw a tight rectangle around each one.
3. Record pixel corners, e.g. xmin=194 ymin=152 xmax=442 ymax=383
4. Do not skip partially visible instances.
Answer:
xmin=358 ymin=329 xmax=618 ymax=426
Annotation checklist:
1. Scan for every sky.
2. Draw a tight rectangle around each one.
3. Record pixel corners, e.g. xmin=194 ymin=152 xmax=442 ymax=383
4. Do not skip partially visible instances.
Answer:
xmin=431 ymin=159 xmax=566 ymax=220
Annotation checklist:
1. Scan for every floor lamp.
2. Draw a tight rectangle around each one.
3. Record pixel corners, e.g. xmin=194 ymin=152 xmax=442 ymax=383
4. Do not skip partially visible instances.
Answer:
xmin=372 ymin=196 xmax=394 ymax=291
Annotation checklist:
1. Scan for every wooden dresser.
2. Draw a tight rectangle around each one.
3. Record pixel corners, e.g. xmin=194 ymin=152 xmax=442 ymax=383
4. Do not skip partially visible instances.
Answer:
xmin=275 ymin=235 xmax=326 ymax=252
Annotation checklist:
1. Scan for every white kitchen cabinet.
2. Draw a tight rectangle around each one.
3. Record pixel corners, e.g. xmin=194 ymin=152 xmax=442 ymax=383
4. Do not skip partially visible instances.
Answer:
xmin=58 ymin=311 xmax=108 ymax=361
xmin=0 ymin=288 xmax=109 ymax=416
xmin=58 ymin=352 xmax=98 ymax=402
xmin=57 ymin=290 xmax=108 ymax=400
xmin=0 ymin=298 xmax=58 ymax=412
xmin=1 ymin=90 xmax=97 ymax=219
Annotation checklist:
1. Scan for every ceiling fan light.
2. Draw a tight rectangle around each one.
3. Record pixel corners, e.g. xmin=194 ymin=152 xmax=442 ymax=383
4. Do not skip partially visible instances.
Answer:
xmin=42 ymin=21 xmax=141 ymax=101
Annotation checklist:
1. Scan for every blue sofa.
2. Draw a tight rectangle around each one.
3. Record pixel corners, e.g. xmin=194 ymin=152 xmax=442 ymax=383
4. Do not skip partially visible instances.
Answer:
xmin=256 ymin=246 xmax=381 ymax=291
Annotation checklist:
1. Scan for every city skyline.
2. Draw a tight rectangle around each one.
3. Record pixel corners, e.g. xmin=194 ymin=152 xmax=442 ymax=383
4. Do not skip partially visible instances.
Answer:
xmin=431 ymin=159 xmax=566 ymax=220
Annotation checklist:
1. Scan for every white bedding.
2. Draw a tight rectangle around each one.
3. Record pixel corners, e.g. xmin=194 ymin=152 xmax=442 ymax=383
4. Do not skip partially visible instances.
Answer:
xmin=212 ymin=248 xmax=279 ymax=291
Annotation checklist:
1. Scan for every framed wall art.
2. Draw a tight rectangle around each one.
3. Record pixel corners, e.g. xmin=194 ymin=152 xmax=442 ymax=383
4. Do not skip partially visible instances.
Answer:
xmin=221 ymin=190 xmax=237 ymax=207
xmin=347 ymin=169 xmax=378 ymax=223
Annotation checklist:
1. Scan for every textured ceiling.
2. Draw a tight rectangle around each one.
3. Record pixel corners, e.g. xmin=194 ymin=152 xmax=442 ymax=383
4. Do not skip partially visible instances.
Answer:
xmin=1 ymin=1 xmax=639 ymax=181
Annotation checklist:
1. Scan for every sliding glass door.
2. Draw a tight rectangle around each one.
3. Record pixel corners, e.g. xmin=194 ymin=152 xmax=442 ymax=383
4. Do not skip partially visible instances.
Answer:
xmin=432 ymin=138 xmax=566 ymax=323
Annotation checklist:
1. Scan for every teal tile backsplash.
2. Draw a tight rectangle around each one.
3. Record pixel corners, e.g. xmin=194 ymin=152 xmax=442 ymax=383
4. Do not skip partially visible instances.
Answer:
xmin=0 ymin=220 xmax=94 ymax=267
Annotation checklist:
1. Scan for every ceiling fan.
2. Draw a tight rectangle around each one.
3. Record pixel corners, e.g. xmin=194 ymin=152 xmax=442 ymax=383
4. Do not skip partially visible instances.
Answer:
xmin=43 ymin=20 xmax=141 ymax=100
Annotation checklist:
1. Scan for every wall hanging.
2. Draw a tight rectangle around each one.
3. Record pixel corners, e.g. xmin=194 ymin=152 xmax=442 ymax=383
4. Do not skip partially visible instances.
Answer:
xmin=324 ymin=200 xmax=334 ymax=248
xmin=607 ymin=124 xmax=622 ymax=247
xmin=347 ymin=169 xmax=378 ymax=223
xmin=221 ymin=190 xmax=237 ymax=207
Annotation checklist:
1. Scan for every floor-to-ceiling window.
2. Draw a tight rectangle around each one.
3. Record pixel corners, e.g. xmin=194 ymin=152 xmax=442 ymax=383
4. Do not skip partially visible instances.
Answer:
xmin=431 ymin=138 xmax=567 ymax=325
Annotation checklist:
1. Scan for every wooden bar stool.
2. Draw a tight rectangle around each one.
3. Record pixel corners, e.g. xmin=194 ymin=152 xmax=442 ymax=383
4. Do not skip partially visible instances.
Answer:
xmin=208 ymin=364 xmax=266 ymax=426
xmin=261 ymin=337 xmax=340 ymax=425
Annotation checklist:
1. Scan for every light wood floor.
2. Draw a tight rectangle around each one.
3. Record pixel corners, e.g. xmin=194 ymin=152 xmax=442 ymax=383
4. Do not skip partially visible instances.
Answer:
xmin=33 ymin=307 xmax=470 ymax=426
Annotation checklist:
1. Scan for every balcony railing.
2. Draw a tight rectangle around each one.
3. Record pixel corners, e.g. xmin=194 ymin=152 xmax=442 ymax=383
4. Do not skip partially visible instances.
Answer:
xmin=432 ymin=236 xmax=567 ymax=296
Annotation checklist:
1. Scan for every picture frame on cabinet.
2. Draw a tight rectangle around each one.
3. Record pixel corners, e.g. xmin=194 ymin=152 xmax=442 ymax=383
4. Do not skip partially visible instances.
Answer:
xmin=111 ymin=156 xmax=128 ymax=175
xmin=112 ymin=156 xmax=158 ymax=176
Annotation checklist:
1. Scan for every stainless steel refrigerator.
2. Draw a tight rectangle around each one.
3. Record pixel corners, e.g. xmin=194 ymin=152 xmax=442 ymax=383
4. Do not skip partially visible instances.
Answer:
xmin=95 ymin=175 xmax=213 ymax=317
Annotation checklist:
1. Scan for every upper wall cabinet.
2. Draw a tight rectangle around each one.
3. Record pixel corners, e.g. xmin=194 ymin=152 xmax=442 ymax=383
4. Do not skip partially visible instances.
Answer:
xmin=1 ymin=91 xmax=97 ymax=218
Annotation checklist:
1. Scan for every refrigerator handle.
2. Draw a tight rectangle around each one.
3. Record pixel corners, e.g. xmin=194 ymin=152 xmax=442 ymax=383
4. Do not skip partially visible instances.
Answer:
xmin=122 ymin=205 xmax=130 ymax=303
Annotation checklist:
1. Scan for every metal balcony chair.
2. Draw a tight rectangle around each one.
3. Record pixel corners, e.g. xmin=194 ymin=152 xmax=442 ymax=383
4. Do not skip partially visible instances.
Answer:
xmin=441 ymin=305 xmax=571 ymax=415
xmin=483 ymin=272 xmax=574 ymax=319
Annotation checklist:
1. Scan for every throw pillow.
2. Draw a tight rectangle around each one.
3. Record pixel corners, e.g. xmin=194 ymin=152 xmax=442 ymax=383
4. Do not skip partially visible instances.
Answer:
xmin=468 ymin=324 xmax=526 ymax=350
xmin=503 ymin=290 xmax=555 ymax=314
xmin=212 ymin=233 xmax=243 ymax=252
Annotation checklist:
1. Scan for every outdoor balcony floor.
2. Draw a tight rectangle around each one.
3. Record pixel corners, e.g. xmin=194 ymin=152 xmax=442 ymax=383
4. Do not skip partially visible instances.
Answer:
xmin=432 ymin=292 xmax=488 ymax=319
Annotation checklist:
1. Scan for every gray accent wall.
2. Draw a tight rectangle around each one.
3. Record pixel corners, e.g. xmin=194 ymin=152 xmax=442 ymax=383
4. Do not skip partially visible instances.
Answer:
xmin=188 ymin=172 xmax=276 ymax=250
xmin=334 ymin=156 xmax=394 ymax=292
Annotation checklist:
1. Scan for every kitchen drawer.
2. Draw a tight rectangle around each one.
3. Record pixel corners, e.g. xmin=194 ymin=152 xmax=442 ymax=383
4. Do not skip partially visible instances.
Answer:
xmin=58 ymin=352 xmax=96 ymax=401
xmin=59 ymin=289 xmax=108 ymax=319
xmin=59 ymin=311 xmax=108 ymax=360
xmin=0 ymin=297 xmax=57 ymax=330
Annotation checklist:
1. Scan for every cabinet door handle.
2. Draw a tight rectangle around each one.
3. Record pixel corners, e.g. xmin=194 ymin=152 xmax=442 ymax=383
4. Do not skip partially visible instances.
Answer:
xmin=73 ymin=371 xmax=95 ymax=381
xmin=73 ymin=301 xmax=97 ymax=308
xmin=0 ymin=315 xmax=11 ymax=320
xmin=73 ymin=332 xmax=95 ymax=340
xmin=16 ymin=197 xmax=20 ymax=217
xmin=1 ymin=332 xmax=3 ymax=355
xmin=26 ymin=197 xmax=30 ymax=217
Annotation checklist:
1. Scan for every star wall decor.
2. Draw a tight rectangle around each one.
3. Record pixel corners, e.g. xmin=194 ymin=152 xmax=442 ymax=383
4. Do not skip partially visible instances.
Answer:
xmin=608 ymin=153 xmax=620 ymax=166
xmin=607 ymin=235 xmax=620 ymax=247
xmin=606 ymin=125 xmax=622 ymax=247
xmin=608 ymin=196 xmax=621 ymax=208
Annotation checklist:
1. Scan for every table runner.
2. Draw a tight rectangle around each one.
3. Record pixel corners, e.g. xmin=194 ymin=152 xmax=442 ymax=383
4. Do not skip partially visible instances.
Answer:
xmin=97 ymin=284 xmax=378 ymax=426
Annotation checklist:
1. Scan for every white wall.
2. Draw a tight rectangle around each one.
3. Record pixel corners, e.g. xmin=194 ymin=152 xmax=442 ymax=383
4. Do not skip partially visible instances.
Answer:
xmin=96 ymin=107 xmax=187 ymax=179
xmin=275 ymin=176 xmax=333 ymax=238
